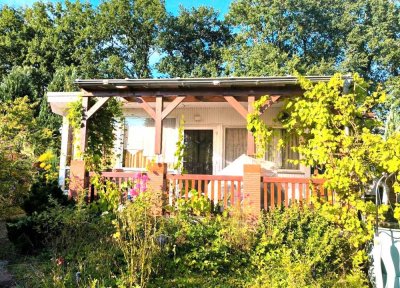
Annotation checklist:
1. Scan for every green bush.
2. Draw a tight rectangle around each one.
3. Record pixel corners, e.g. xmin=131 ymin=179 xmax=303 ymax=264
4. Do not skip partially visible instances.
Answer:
xmin=250 ymin=204 xmax=370 ymax=288
xmin=7 ymin=200 xmax=68 ymax=254
xmin=22 ymin=176 xmax=69 ymax=215
xmin=157 ymin=192 xmax=254 ymax=284
xmin=7 ymin=183 xmax=374 ymax=288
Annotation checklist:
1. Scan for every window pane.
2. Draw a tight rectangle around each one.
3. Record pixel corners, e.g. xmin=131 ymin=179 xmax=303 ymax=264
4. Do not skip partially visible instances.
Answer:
xmin=281 ymin=130 xmax=300 ymax=169
xmin=123 ymin=117 xmax=175 ymax=168
xmin=225 ymin=128 xmax=247 ymax=167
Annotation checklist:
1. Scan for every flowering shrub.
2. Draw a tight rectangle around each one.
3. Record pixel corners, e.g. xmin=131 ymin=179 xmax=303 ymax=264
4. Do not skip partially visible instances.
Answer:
xmin=122 ymin=173 xmax=149 ymax=201
xmin=91 ymin=173 xmax=149 ymax=213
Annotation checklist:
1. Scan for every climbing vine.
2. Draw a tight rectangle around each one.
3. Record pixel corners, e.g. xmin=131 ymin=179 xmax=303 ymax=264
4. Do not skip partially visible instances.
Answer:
xmin=174 ymin=115 xmax=186 ymax=173
xmin=246 ymin=95 xmax=273 ymax=159
xmin=66 ymin=97 xmax=123 ymax=170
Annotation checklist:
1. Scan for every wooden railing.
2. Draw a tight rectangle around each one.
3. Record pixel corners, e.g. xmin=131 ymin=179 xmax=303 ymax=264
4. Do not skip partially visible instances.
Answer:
xmin=86 ymin=171 xmax=332 ymax=211
xmin=166 ymin=174 xmax=243 ymax=208
xmin=261 ymin=177 xmax=331 ymax=210
xmin=89 ymin=171 xmax=146 ymax=185
xmin=88 ymin=171 xmax=148 ymax=200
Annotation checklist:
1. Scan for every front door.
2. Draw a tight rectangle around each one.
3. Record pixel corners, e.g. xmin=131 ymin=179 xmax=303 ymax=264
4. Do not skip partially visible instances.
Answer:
xmin=183 ymin=130 xmax=213 ymax=174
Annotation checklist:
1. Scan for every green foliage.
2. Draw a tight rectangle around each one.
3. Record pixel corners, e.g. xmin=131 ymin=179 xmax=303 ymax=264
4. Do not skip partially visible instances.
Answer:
xmin=251 ymin=204 xmax=371 ymax=288
xmin=6 ymin=184 xmax=377 ymax=287
xmin=0 ymin=66 xmax=38 ymax=103
xmin=113 ymin=192 xmax=161 ymax=287
xmin=21 ymin=177 xmax=68 ymax=216
xmin=384 ymin=77 xmax=400 ymax=139
xmin=97 ymin=0 xmax=166 ymax=78
xmin=175 ymin=189 xmax=212 ymax=217
xmin=282 ymin=74 xmax=400 ymax=201
xmin=173 ymin=115 xmax=186 ymax=173
xmin=67 ymin=97 xmax=123 ymax=170
xmin=247 ymin=95 xmax=273 ymax=159
xmin=157 ymin=6 xmax=231 ymax=77
xmin=225 ymin=0 xmax=400 ymax=82
xmin=0 ymin=97 xmax=46 ymax=209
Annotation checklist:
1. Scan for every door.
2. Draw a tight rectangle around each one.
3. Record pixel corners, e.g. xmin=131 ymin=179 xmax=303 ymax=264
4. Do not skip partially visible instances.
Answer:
xmin=183 ymin=130 xmax=213 ymax=174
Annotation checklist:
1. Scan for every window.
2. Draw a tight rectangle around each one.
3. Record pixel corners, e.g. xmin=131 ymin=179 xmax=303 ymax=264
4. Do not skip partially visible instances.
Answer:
xmin=265 ymin=129 xmax=299 ymax=169
xmin=224 ymin=128 xmax=299 ymax=170
xmin=123 ymin=117 xmax=176 ymax=168
xmin=225 ymin=128 xmax=248 ymax=167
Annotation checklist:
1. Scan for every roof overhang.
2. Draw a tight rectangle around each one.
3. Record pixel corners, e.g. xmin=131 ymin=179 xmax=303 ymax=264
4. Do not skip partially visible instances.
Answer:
xmin=48 ymin=75 xmax=352 ymax=115
xmin=75 ymin=75 xmax=341 ymax=90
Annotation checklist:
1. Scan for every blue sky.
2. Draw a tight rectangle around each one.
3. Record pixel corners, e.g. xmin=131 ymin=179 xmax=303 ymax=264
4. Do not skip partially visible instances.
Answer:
xmin=0 ymin=0 xmax=232 ymax=15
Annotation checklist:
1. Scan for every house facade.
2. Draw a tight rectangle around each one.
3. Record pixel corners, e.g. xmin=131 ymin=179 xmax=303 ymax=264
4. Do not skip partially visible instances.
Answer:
xmin=48 ymin=76 xmax=346 ymax=192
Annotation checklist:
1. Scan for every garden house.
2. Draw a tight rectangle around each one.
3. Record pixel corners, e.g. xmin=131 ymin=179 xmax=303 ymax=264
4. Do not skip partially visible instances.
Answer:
xmin=48 ymin=76 xmax=349 ymax=210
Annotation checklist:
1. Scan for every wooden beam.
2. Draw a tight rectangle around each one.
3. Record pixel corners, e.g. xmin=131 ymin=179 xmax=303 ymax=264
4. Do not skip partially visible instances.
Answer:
xmin=155 ymin=96 xmax=163 ymax=155
xmin=161 ymin=96 xmax=185 ymax=119
xmin=79 ymin=97 xmax=89 ymax=156
xmin=224 ymin=96 xmax=248 ymax=119
xmin=82 ymin=87 xmax=300 ymax=98
xmin=136 ymin=97 xmax=156 ymax=119
xmin=260 ymin=95 xmax=281 ymax=114
xmin=86 ymin=97 xmax=110 ymax=119
xmin=247 ymin=96 xmax=255 ymax=156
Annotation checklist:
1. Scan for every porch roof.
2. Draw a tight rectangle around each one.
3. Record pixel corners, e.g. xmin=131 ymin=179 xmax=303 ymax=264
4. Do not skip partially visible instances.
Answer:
xmin=75 ymin=75 xmax=351 ymax=99
xmin=50 ymin=75 xmax=352 ymax=156
xmin=75 ymin=75 xmax=342 ymax=90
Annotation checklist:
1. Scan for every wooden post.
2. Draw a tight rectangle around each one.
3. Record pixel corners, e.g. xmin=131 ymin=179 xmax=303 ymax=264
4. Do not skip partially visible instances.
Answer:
xmin=69 ymin=159 xmax=87 ymax=199
xmin=148 ymin=163 xmax=167 ymax=216
xmin=79 ymin=97 xmax=89 ymax=157
xmin=247 ymin=96 xmax=255 ymax=156
xmin=58 ymin=116 xmax=70 ymax=191
xmin=243 ymin=164 xmax=261 ymax=217
xmin=155 ymin=96 xmax=163 ymax=155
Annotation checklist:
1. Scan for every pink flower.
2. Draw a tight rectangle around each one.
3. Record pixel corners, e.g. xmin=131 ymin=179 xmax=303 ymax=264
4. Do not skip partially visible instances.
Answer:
xmin=142 ymin=174 xmax=149 ymax=182
xmin=129 ymin=188 xmax=139 ymax=198
xmin=56 ymin=257 xmax=64 ymax=266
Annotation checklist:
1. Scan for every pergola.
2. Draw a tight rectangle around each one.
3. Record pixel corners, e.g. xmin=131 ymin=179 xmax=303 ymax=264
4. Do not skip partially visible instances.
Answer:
xmin=74 ymin=76 xmax=338 ymax=157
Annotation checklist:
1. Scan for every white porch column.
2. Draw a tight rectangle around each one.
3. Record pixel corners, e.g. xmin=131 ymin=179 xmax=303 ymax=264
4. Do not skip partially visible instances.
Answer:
xmin=59 ymin=116 xmax=70 ymax=191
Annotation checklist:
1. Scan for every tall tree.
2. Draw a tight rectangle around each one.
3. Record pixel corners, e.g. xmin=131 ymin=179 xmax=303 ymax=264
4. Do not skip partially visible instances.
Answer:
xmin=0 ymin=6 xmax=30 ymax=79
xmin=97 ymin=0 xmax=166 ymax=78
xmin=225 ymin=0 xmax=400 ymax=82
xmin=157 ymin=6 xmax=232 ymax=77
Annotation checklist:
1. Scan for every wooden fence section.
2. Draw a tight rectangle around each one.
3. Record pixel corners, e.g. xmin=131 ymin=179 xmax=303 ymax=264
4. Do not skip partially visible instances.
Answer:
xmin=88 ymin=171 xmax=146 ymax=185
xmin=262 ymin=177 xmax=332 ymax=210
xmin=88 ymin=171 xmax=147 ymax=200
xmin=85 ymin=170 xmax=332 ymax=212
xmin=166 ymin=174 xmax=243 ymax=208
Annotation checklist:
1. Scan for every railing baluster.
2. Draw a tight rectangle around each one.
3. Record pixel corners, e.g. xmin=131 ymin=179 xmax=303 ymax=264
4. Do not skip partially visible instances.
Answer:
xmin=277 ymin=182 xmax=282 ymax=207
xmin=263 ymin=182 xmax=268 ymax=210
xmin=271 ymin=182 xmax=275 ymax=210
xmin=224 ymin=180 xmax=228 ymax=208
xmin=185 ymin=179 xmax=189 ymax=199
xmin=211 ymin=180 xmax=215 ymax=202
xmin=278 ymin=184 xmax=289 ymax=208
xmin=198 ymin=179 xmax=203 ymax=196
xmin=230 ymin=180 xmax=235 ymax=206
xmin=218 ymin=180 xmax=221 ymax=204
